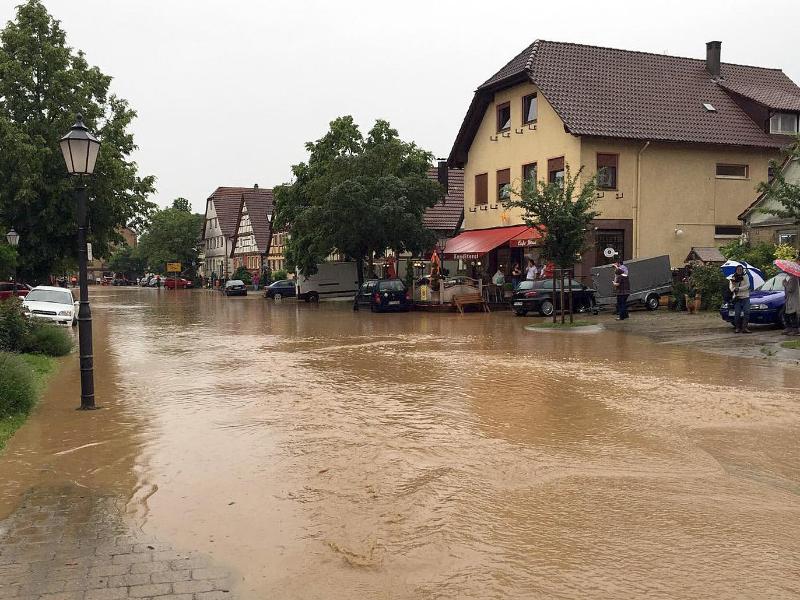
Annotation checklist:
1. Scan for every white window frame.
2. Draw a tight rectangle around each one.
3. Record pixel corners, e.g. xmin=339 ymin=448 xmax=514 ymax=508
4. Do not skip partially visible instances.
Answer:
xmin=769 ymin=112 xmax=799 ymax=135
xmin=715 ymin=164 xmax=749 ymax=180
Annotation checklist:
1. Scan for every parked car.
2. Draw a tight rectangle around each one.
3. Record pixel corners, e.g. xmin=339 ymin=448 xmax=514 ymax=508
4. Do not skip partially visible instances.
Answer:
xmin=0 ymin=282 xmax=31 ymax=301
xmin=223 ymin=279 xmax=247 ymax=296
xmin=163 ymin=277 xmax=194 ymax=289
xmin=353 ymin=278 xmax=412 ymax=312
xmin=147 ymin=276 xmax=165 ymax=287
xmin=719 ymin=273 xmax=788 ymax=328
xmin=511 ymin=279 xmax=598 ymax=317
xmin=112 ymin=277 xmax=133 ymax=286
xmin=592 ymin=255 xmax=672 ymax=311
xmin=297 ymin=262 xmax=359 ymax=302
xmin=21 ymin=286 xmax=78 ymax=326
xmin=265 ymin=279 xmax=296 ymax=299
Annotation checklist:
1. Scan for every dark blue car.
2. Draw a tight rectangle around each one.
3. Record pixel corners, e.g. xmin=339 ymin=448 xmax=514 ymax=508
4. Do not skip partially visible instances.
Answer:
xmin=719 ymin=273 xmax=787 ymax=328
xmin=264 ymin=279 xmax=296 ymax=299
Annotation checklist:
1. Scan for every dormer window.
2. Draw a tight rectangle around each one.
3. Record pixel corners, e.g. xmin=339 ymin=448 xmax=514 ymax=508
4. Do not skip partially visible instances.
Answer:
xmin=770 ymin=112 xmax=799 ymax=134
xmin=497 ymin=102 xmax=511 ymax=132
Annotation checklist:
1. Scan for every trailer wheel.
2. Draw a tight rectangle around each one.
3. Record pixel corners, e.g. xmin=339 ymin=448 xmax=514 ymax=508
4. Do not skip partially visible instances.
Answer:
xmin=645 ymin=294 xmax=660 ymax=311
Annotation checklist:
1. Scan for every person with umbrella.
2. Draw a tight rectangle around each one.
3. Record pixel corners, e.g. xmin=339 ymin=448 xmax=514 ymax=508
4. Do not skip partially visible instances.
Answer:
xmin=775 ymin=259 xmax=800 ymax=335
xmin=729 ymin=265 xmax=751 ymax=333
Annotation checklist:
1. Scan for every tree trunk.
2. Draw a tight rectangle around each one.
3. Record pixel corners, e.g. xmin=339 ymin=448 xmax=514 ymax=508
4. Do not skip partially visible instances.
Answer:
xmin=356 ymin=256 xmax=364 ymax=287
xmin=568 ymin=267 xmax=574 ymax=324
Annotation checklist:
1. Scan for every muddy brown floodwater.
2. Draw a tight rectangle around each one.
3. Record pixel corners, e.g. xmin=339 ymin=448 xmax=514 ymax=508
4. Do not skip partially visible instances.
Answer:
xmin=1 ymin=288 xmax=799 ymax=599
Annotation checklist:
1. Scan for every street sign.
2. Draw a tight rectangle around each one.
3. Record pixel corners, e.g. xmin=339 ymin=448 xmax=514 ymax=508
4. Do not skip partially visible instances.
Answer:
xmin=166 ymin=262 xmax=181 ymax=273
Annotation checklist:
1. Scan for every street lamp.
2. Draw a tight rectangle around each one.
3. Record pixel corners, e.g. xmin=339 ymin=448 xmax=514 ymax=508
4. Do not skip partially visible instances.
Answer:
xmin=60 ymin=114 xmax=100 ymax=410
xmin=6 ymin=228 xmax=19 ymax=296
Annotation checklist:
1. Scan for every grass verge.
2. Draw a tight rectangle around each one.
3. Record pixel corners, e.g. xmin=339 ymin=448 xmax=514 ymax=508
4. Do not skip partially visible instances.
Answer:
xmin=0 ymin=353 xmax=57 ymax=453
xmin=528 ymin=320 xmax=594 ymax=329
xmin=780 ymin=340 xmax=800 ymax=350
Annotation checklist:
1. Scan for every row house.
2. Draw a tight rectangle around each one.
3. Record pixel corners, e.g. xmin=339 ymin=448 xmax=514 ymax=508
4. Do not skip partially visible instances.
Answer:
xmin=202 ymin=187 xmax=252 ymax=279
xmin=231 ymin=186 xmax=275 ymax=277
xmin=740 ymin=152 xmax=800 ymax=248
xmin=446 ymin=40 xmax=800 ymax=278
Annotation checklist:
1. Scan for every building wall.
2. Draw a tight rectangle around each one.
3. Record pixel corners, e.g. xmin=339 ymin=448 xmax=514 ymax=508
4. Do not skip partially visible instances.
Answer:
xmin=461 ymin=80 xmax=779 ymax=266
xmin=268 ymin=231 xmax=287 ymax=273
xmin=203 ymin=199 xmax=233 ymax=278
xmin=463 ymin=82 xmax=581 ymax=231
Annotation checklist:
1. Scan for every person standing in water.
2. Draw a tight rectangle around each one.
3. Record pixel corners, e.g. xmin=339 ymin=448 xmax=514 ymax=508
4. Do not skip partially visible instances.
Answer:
xmin=729 ymin=265 xmax=751 ymax=334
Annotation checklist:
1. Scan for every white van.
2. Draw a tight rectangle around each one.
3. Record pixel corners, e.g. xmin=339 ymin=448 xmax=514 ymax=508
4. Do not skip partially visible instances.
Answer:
xmin=296 ymin=262 xmax=359 ymax=302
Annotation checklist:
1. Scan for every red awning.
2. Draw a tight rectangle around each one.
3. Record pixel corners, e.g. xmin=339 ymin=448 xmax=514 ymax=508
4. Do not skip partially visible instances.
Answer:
xmin=442 ymin=225 xmax=530 ymax=260
xmin=508 ymin=227 xmax=543 ymax=248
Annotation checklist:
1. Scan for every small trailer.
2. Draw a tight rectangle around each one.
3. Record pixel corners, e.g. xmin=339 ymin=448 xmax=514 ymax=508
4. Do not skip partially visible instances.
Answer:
xmin=591 ymin=255 xmax=672 ymax=311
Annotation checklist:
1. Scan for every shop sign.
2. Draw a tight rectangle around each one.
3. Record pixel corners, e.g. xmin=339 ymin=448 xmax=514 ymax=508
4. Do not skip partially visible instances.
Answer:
xmin=453 ymin=253 xmax=481 ymax=260
xmin=420 ymin=285 xmax=430 ymax=301
xmin=510 ymin=239 xmax=540 ymax=248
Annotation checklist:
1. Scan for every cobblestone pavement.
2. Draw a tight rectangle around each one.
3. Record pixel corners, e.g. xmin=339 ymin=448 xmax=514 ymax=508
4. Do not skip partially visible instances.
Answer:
xmin=0 ymin=486 xmax=236 ymax=600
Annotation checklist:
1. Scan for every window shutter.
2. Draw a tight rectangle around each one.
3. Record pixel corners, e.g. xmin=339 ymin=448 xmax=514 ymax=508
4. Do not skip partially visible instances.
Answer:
xmin=548 ymin=157 xmax=564 ymax=172
xmin=496 ymin=169 xmax=510 ymax=186
xmin=475 ymin=173 xmax=488 ymax=205
xmin=597 ymin=154 xmax=617 ymax=168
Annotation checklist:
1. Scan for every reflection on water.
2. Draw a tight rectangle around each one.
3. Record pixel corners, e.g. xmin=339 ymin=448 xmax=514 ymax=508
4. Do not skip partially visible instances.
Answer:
xmin=2 ymin=288 xmax=799 ymax=599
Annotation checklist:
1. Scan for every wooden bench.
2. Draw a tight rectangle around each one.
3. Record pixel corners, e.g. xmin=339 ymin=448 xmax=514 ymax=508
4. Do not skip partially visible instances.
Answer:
xmin=453 ymin=292 xmax=490 ymax=314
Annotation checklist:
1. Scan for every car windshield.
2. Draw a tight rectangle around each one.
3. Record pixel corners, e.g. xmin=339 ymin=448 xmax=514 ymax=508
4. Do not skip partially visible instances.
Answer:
xmin=26 ymin=289 xmax=73 ymax=304
xmin=378 ymin=280 xmax=405 ymax=291
xmin=273 ymin=280 xmax=293 ymax=287
xmin=227 ymin=280 xmax=244 ymax=286
xmin=757 ymin=274 xmax=787 ymax=292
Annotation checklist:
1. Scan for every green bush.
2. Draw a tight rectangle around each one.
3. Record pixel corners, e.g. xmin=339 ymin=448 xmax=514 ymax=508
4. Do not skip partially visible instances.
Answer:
xmin=272 ymin=269 xmax=288 ymax=282
xmin=689 ymin=265 xmax=728 ymax=310
xmin=232 ymin=266 xmax=252 ymax=285
xmin=20 ymin=322 xmax=73 ymax=356
xmin=0 ymin=298 xmax=29 ymax=352
xmin=671 ymin=281 xmax=687 ymax=311
xmin=0 ymin=352 xmax=36 ymax=417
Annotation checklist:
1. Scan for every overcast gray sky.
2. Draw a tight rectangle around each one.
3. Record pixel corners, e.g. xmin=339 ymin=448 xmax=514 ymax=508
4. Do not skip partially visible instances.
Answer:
xmin=2 ymin=0 xmax=798 ymax=213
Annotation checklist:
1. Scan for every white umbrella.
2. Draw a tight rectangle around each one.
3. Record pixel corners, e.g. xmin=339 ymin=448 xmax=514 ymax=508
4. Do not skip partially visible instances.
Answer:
xmin=720 ymin=260 xmax=765 ymax=290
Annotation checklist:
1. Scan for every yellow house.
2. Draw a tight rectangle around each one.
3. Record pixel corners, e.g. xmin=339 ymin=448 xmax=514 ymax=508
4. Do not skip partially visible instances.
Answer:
xmin=447 ymin=40 xmax=800 ymax=276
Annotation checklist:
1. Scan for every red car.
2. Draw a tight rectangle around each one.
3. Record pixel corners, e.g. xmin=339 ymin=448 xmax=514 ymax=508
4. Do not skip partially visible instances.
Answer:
xmin=0 ymin=282 xmax=31 ymax=301
xmin=163 ymin=277 xmax=194 ymax=289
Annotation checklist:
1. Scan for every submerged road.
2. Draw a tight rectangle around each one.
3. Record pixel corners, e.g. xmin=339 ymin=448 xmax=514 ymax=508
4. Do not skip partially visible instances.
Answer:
xmin=1 ymin=288 xmax=799 ymax=599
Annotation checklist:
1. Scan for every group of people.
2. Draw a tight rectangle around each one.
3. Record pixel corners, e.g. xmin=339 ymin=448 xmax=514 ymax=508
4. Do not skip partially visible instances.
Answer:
xmin=492 ymin=259 xmax=551 ymax=288
xmin=728 ymin=263 xmax=800 ymax=335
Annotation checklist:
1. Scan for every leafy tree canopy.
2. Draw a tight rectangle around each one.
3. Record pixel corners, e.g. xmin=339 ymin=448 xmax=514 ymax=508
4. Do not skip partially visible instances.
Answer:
xmin=0 ymin=0 xmax=155 ymax=281
xmin=107 ymin=244 xmax=146 ymax=278
xmin=136 ymin=201 xmax=203 ymax=276
xmin=0 ymin=244 xmax=17 ymax=280
xmin=273 ymin=116 xmax=441 ymax=281
xmin=503 ymin=165 xmax=599 ymax=269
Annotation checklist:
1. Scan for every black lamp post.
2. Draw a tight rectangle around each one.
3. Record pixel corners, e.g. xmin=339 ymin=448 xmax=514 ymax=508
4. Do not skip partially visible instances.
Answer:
xmin=6 ymin=227 xmax=19 ymax=295
xmin=60 ymin=114 xmax=100 ymax=410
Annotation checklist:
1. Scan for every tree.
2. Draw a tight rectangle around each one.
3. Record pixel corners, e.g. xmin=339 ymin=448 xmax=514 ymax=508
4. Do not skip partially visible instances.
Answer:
xmin=503 ymin=165 xmax=599 ymax=321
xmin=0 ymin=0 xmax=155 ymax=281
xmin=273 ymin=116 xmax=441 ymax=285
xmin=0 ymin=244 xmax=17 ymax=280
xmin=107 ymin=244 xmax=146 ymax=279
xmin=136 ymin=202 xmax=203 ymax=276
xmin=759 ymin=139 xmax=800 ymax=222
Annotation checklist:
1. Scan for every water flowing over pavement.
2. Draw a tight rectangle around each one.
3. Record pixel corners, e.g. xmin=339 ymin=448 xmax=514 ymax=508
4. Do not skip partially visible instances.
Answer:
xmin=1 ymin=288 xmax=799 ymax=599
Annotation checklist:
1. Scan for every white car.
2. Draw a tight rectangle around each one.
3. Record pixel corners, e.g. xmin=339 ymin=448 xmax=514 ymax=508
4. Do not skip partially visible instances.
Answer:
xmin=22 ymin=286 xmax=79 ymax=326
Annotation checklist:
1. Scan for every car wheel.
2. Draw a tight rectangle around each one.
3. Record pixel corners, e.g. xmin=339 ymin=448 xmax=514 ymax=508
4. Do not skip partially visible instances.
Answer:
xmin=539 ymin=300 xmax=554 ymax=317
xmin=645 ymin=294 xmax=660 ymax=311
xmin=514 ymin=310 xmax=527 ymax=317
xmin=274 ymin=293 xmax=282 ymax=300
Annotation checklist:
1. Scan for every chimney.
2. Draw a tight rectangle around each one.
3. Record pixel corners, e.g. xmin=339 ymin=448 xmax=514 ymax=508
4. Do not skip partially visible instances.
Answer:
xmin=437 ymin=159 xmax=449 ymax=194
xmin=253 ymin=183 xmax=259 ymax=189
xmin=706 ymin=41 xmax=721 ymax=78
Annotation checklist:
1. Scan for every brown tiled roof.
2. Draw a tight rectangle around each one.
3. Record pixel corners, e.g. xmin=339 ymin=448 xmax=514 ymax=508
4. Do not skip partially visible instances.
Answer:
xmin=241 ymin=188 xmax=275 ymax=252
xmin=450 ymin=40 xmax=800 ymax=166
xmin=719 ymin=80 xmax=800 ymax=112
xmin=208 ymin=186 xmax=274 ymax=240
xmin=423 ymin=168 xmax=464 ymax=233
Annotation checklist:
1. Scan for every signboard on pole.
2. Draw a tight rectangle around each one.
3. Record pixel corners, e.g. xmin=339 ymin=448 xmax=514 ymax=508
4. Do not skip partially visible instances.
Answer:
xmin=87 ymin=243 xmax=93 ymax=262
xmin=166 ymin=262 xmax=181 ymax=273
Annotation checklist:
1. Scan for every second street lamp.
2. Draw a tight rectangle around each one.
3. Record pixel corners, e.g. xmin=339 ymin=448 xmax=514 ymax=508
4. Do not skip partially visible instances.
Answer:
xmin=6 ymin=227 xmax=19 ymax=296
xmin=60 ymin=114 xmax=100 ymax=410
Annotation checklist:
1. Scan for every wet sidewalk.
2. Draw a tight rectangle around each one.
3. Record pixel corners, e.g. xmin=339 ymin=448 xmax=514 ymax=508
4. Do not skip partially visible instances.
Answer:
xmin=0 ymin=485 xmax=234 ymax=600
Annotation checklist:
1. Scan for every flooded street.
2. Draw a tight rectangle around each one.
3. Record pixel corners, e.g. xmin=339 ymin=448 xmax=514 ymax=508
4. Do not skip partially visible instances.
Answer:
xmin=2 ymin=287 xmax=800 ymax=599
